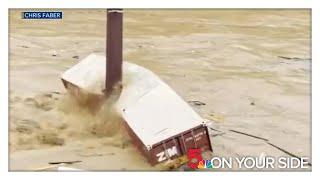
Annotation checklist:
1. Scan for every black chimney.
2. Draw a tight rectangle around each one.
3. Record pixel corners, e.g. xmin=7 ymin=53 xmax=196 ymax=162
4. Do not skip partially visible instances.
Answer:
xmin=106 ymin=9 xmax=123 ymax=95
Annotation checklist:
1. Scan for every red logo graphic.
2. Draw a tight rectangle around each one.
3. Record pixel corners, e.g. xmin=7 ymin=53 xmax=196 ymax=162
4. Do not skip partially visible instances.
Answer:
xmin=187 ymin=148 xmax=203 ymax=169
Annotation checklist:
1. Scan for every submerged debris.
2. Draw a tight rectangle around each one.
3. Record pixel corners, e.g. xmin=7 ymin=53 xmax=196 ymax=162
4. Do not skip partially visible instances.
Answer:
xmin=10 ymin=96 xmax=22 ymax=103
xmin=207 ymin=113 xmax=225 ymax=122
xmin=37 ymin=132 xmax=65 ymax=146
xmin=20 ymin=45 xmax=29 ymax=48
xmin=48 ymin=160 xmax=82 ymax=165
xmin=34 ymin=94 xmax=55 ymax=111
xmin=72 ymin=55 xmax=79 ymax=59
xmin=229 ymin=129 xmax=269 ymax=141
xmin=188 ymin=100 xmax=206 ymax=106
xmin=278 ymin=56 xmax=311 ymax=61
xmin=14 ymin=119 xmax=41 ymax=134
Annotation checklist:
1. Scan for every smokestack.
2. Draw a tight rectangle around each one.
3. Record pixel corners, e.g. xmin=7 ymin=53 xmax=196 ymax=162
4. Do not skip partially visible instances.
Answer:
xmin=106 ymin=9 xmax=123 ymax=95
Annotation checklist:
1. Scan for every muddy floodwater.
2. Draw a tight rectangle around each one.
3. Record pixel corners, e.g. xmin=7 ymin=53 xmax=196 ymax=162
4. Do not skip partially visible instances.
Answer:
xmin=9 ymin=9 xmax=311 ymax=171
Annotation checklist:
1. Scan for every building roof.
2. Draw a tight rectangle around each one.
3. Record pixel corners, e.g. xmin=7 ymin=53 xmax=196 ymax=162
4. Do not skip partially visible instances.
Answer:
xmin=62 ymin=54 xmax=205 ymax=148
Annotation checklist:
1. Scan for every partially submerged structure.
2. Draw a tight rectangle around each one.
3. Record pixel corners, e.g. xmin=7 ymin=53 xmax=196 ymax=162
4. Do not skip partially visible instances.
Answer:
xmin=62 ymin=54 xmax=212 ymax=165
xmin=61 ymin=9 xmax=212 ymax=165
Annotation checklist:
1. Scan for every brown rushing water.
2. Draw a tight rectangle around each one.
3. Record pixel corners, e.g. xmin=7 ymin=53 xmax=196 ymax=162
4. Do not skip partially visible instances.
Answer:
xmin=9 ymin=9 xmax=310 ymax=171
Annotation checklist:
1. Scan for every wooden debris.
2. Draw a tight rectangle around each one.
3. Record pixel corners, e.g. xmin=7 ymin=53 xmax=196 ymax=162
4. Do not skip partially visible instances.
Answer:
xmin=228 ymin=129 xmax=311 ymax=167
xmin=278 ymin=56 xmax=311 ymax=61
xmin=188 ymin=100 xmax=206 ymax=106
xmin=72 ymin=55 xmax=79 ymax=59
xmin=229 ymin=129 xmax=269 ymax=141
xmin=267 ymin=142 xmax=312 ymax=166
xmin=49 ymin=160 xmax=82 ymax=165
